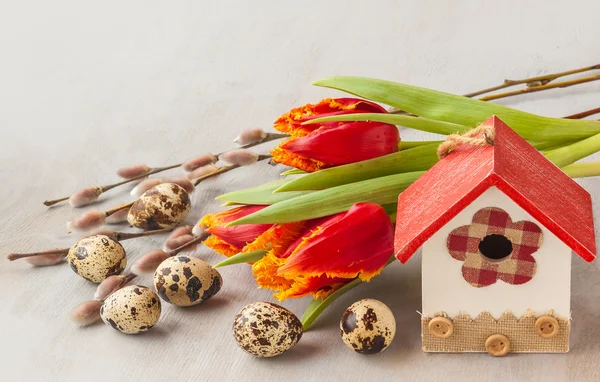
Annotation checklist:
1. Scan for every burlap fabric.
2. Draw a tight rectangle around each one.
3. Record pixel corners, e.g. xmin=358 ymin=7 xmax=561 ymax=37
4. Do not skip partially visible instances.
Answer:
xmin=422 ymin=312 xmax=569 ymax=353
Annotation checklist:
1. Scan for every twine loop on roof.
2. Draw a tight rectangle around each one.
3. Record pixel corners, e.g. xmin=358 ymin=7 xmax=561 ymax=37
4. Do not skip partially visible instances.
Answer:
xmin=437 ymin=124 xmax=495 ymax=159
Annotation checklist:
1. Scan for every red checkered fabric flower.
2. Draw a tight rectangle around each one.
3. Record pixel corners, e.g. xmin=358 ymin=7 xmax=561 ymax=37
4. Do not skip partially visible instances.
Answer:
xmin=447 ymin=207 xmax=543 ymax=288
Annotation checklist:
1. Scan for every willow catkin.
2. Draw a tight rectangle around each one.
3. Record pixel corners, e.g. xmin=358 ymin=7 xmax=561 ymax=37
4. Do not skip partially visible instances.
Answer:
xmin=185 ymin=164 xmax=219 ymax=181
xmin=131 ymin=249 xmax=170 ymax=275
xmin=219 ymin=149 xmax=259 ymax=166
xmin=182 ymin=154 xmax=217 ymax=172
xmin=116 ymin=164 xmax=151 ymax=179
xmin=233 ymin=128 xmax=268 ymax=146
xmin=164 ymin=226 xmax=197 ymax=252
xmin=69 ymin=187 xmax=102 ymax=208
xmin=105 ymin=206 xmax=129 ymax=224
xmin=130 ymin=179 xmax=163 ymax=198
xmin=25 ymin=253 xmax=65 ymax=267
xmin=94 ymin=275 xmax=126 ymax=300
xmin=69 ymin=300 xmax=103 ymax=326
xmin=66 ymin=210 xmax=106 ymax=233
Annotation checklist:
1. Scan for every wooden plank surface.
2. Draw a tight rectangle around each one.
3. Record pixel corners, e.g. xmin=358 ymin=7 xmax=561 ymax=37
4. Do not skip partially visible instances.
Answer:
xmin=1 ymin=1 xmax=600 ymax=381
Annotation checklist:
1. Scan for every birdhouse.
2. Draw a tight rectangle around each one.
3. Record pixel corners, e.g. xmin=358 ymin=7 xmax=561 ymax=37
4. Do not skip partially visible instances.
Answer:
xmin=394 ymin=116 xmax=596 ymax=356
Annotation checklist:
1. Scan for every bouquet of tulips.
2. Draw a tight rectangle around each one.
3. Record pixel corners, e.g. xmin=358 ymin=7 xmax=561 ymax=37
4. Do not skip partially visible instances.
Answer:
xmin=8 ymin=64 xmax=600 ymax=344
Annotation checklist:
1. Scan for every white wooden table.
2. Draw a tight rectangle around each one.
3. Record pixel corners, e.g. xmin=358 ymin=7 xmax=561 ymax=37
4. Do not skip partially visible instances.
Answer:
xmin=2 ymin=1 xmax=600 ymax=381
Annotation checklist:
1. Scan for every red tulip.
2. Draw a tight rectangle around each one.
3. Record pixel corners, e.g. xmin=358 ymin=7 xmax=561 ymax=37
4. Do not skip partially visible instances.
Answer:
xmin=274 ymin=97 xmax=388 ymax=137
xmin=200 ymin=205 xmax=273 ymax=257
xmin=251 ymin=203 xmax=394 ymax=300
xmin=271 ymin=98 xmax=399 ymax=172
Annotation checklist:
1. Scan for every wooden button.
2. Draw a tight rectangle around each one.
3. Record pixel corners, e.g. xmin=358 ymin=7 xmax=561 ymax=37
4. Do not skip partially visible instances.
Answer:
xmin=535 ymin=316 xmax=559 ymax=338
xmin=428 ymin=317 xmax=453 ymax=338
xmin=485 ymin=334 xmax=510 ymax=357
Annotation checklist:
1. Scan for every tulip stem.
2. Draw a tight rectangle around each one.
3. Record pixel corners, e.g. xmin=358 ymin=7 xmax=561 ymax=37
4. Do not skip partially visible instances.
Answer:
xmin=562 ymin=162 xmax=600 ymax=178
xmin=6 ymin=227 xmax=175 ymax=261
xmin=44 ymin=135 xmax=285 ymax=207
xmin=545 ymin=131 xmax=600 ymax=168
xmin=301 ymin=256 xmax=397 ymax=331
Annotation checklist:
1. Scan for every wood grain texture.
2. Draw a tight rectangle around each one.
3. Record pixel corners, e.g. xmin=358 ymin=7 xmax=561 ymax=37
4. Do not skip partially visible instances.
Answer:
xmin=1 ymin=1 xmax=600 ymax=381
xmin=395 ymin=117 xmax=596 ymax=263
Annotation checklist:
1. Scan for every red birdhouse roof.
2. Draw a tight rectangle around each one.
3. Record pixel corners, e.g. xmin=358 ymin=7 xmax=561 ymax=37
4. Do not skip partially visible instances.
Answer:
xmin=394 ymin=116 xmax=596 ymax=263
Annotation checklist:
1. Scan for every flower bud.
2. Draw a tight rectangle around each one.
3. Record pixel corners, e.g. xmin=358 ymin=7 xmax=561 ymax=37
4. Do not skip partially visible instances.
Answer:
xmin=105 ymin=206 xmax=129 ymax=224
xmin=219 ymin=149 xmax=259 ymax=166
xmin=163 ymin=226 xmax=197 ymax=252
xmin=94 ymin=275 xmax=125 ymax=300
xmin=163 ymin=177 xmax=195 ymax=194
xmin=182 ymin=154 xmax=217 ymax=172
xmin=130 ymin=178 xmax=163 ymax=198
xmin=69 ymin=187 xmax=102 ymax=208
xmin=234 ymin=128 xmax=268 ymax=146
xmin=66 ymin=210 xmax=106 ymax=233
xmin=25 ymin=253 xmax=65 ymax=267
xmin=185 ymin=164 xmax=219 ymax=181
xmin=116 ymin=164 xmax=151 ymax=179
xmin=131 ymin=249 xmax=170 ymax=275
xmin=69 ymin=300 xmax=103 ymax=326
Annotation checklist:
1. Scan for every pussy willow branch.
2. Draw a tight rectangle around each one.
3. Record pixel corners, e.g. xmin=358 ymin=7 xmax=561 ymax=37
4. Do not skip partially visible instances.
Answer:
xmin=7 ymin=227 xmax=175 ymax=261
xmin=390 ymin=64 xmax=600 ymax=114
xmin=193 ymin=155 xmax=272 ymax=186
xmin=478 ymin=73 xmax=600 ymax=102
xmin=565 ymin=107 xmax=600 ymax=120
xmin=167 ymin=231 xmax=211 ymax=256
xmin=464 ymin=63 xmax=600 ymax=98
xmin=43 ymin=133 xmax=286 ymax=206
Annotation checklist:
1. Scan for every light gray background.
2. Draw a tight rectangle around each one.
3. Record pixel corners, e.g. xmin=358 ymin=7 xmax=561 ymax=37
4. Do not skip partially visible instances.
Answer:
xmin=1 ymin=1 xmax=600 ymax=381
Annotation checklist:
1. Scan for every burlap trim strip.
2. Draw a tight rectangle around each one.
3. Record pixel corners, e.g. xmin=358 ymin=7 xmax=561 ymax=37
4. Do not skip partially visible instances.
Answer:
xmin=422 ymin=312 xmax=569 ymax=353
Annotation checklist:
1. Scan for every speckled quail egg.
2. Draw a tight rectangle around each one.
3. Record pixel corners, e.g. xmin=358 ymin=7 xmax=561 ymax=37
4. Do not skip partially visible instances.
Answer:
xmin=100 ymin=285 xmax=161 ymax=334
xmin=340 ymin=299 xmax=396 ymax=355
xmin=233 ymin=302 xmax=303 ymax=358
xmin=127 ymin=183 xmax=191 ymax=230
xmin=153 ymin=255 xmax=222 ymax=307
xmin=67 ymin=235 xmax=127 ymax=283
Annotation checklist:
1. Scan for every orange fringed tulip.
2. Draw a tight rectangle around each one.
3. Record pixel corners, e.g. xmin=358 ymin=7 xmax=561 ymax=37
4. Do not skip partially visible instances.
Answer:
xmin=271 ymin=98 xmax=399 ymax=172
xmin=251 ymin=203 xmax=394 ymax=300
xmin=200 ymin=205 xmax=273 ymax=257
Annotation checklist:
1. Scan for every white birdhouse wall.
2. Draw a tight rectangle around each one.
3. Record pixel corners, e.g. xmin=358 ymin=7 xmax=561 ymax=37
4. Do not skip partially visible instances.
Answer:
xmin=421 ymin=186 xmax=572 ymax=319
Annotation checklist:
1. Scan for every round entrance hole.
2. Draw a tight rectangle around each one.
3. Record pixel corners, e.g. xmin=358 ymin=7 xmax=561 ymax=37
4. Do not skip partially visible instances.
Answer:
xmin=478 ymin=234 xmax=513 ymax=261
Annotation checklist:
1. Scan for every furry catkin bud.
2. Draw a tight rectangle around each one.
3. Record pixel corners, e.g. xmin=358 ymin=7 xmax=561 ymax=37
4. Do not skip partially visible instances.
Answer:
xmin=116 ymin=164 xmax=152 ymax=179
xmin=131 ymin=249 xmax=170 ymax=275
xmin=25 ymin=253 xmax=65 ymax=267
xmin=94 ymin=275 xmax=126 ymax=300
xmin=234 ymin=128 xmax=268 ymax=146
xmin=67 ymin=210 xmax=106 ymax=233
xmin=192 ymin=219 xmax=205 ymax=237
xmin=163 ymin=226 xmax=196 ymax=252
xmin=219 ymin=149 xmax=259 ymax=166
xmin=163 ymin=177 xmax=195 ymax=194
xmin=130 ymin=178 xmax=163 ymax=198
xmin=105 ymin=206 xmax=129 ymax=224
xmin=69 ymin=300 xmax=103 ymax=326
xmin=185 ymin=164 xmax=219 ymax=181
xmin=69 ymin=187 xmax=102 ymax=208
xmin=182 ymin=154 xmax=218 ymax=172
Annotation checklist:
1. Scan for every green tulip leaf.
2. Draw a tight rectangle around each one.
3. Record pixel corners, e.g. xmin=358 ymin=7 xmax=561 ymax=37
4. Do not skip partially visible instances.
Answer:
xmin=227 ymin=171 xmax=423 ymax=226
xmin=213 ymin=249 xmax=267 ymax=268
xmin=216 ymin=179 xmax=312 ymax=205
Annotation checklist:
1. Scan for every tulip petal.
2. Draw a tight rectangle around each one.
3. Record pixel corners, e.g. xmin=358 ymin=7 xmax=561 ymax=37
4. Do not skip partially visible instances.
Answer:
xmin=200 ymin=205 xmax=268 ymax=228
xmin=274 ymin=274 xmax=349 ymax=301
xmin=274 ymin=98 xmax=387 ymax=136
xmin=277 ymin=203 xmax=394 ymax=281
xmin=242 ymin=221 xmax=309 ymax=256
xmin=271 ymin=122 xmax=400 ymax=172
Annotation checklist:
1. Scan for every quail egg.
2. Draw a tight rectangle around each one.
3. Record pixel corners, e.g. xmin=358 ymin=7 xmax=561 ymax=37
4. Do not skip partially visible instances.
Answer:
xmin=127 ymin=183 xmax=191 ymax=230
xmin=340 ymin=299 xmax=396 ymax=355
xmin=233 ymin=302 xmax=303 ymax=358
xmin=67 ymin=235 xmax=126 ymax=283
xmin=100 ymin=285 xmax=161 ymax=334
xmin=154 ymin=256 xmax=222 ymax=306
